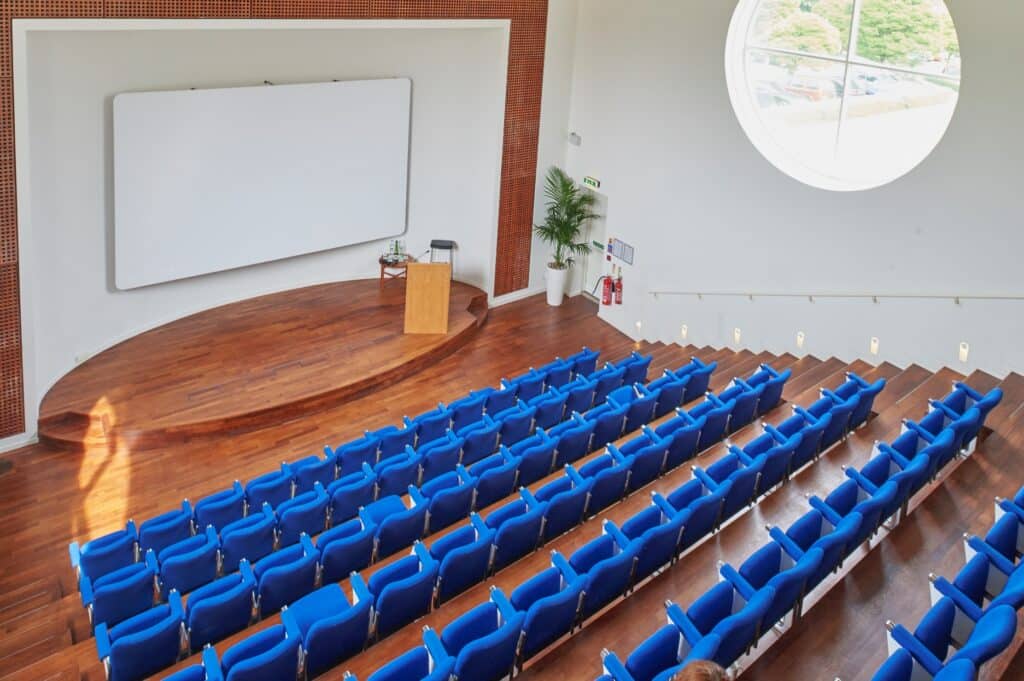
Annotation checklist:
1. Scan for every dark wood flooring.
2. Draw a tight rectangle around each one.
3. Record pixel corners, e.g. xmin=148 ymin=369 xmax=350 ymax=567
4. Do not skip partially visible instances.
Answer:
xmin=1 ymin=291 xmax=1021 ymax=680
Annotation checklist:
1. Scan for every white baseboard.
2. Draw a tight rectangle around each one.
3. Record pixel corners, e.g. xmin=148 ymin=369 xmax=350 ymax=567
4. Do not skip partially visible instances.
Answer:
xmin=490 ymin=284 xmax=548 ymax=308
xmin=0 ymin=431 xmax=38 ymax=455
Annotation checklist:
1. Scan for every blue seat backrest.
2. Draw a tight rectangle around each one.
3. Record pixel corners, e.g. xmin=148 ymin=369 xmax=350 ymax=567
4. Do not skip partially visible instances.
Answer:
xmin=318 ymin=518 xmax=376 ymax=584
xmin=186 ymin=562 xmax=256 ymax=650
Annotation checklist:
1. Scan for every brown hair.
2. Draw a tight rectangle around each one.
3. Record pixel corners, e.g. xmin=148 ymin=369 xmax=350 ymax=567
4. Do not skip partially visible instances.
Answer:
xmin=668 ymin=660 xmax=728 ymax=681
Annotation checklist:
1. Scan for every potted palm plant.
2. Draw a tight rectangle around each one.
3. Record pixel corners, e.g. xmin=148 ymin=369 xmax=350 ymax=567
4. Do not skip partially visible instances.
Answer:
xmin=534 ymin=166 xmax=600 ymax=306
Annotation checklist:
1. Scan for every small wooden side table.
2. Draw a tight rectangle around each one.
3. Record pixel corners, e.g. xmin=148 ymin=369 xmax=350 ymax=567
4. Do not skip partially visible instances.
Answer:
xmin=379 ymin=254 xmax=416 ymax=287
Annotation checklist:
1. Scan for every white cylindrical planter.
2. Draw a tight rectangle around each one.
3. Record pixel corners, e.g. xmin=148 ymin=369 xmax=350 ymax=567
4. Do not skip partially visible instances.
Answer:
xmin=546 ymin=265 xmax=568 ymax=306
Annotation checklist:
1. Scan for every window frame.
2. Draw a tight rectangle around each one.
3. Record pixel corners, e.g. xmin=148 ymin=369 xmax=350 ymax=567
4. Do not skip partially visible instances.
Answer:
xmin=725 ymin=0 xmax=961 ymax=192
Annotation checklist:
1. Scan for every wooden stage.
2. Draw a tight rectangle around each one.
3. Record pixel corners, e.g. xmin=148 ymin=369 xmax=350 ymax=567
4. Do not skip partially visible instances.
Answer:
xmin=1 ymin=292 xmax=1023 ymax=681
xmin=38 ymin=279 xmax=488 ymax=451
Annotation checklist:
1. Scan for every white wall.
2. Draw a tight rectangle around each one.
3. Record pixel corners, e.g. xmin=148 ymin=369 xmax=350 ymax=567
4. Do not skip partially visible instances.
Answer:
xmin=566 ymin=1 xmax=1024 ymax=377
xmin=529 ymin=0 xmax=583 ymax=299
xmin=11 ymin=20 xmax=512 ymax=447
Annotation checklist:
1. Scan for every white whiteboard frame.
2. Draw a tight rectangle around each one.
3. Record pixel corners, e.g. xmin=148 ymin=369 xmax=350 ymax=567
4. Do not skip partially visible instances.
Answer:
xmin=113 ymin=77 xmax=413 ymax=289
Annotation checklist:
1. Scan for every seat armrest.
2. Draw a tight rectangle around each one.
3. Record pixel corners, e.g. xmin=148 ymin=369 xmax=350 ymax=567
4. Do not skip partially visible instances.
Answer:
xmin=822 ymin=388 xmax=843 ymax=405
xmin=603 ymin=520 xmax=631 ymax=549
xmin=734 ymin=377 xmax=755 ymax=391
xmin=652 ymin=493 xmax=678 ymax=518
xmin=877 ymin=443 xmax=912 ymax=470
xmin=930 ymin=575 xmax=984 ymax=622
xmin=360 ymin=461 xmax=376 ymax=478
xmin=793 ymin=406 xmax=815 ymax=423
xmin=998 ymin=499 xmax=1024 ymax=524
xmin=692 ymin=467 xmax=718 ymax=492
xmin=954 ymin=382 xmax=984 ymax=402
xmin=903 ymin=420 xmax=936 ymax=443
xmin=423 ymin=627 xmax=450 ymax=665
xmin=283 ymin=606 xmax=303 ymax=640
xmin=666 ymin=601 xmax=704 ymax=646
xmin=95 ymin=622 xmax=112 ymax=661
xmin=202 ymin=646 xmax=224 ymax=681
xmin=601 ymin=650 xmax=635 ymax=680
xmin=768 ymin=527 xmax=806 ymax=562
xmin=551 ymin=551 xmax=580 ymax=581
xmin=469 ymin=512 xmax=490 ymax=536
xmin=764 ymin=424 xmax=787 ymax=445
xmin=350 ymin=572 xmax=373 ymax=604
xmin=565 ymin=465 xmax=586 ymax=486
xmin=607 ymin=444 xmax=627 ymax=464
xmin=145 ymin=547 xmax=159 ymax=572
xmin=455 ymin=464 xmax=474 ymax=485
xmin=966 ymin=536 xmax=1016 ymax=576
xmin=238 ymin=559 xmax=255 ymax=584
xmin=490 ymin=586 xmax=519 ymax=619
xmin=412 ymin=541 xmax=434 ymax=567
xmin=409 ymin=487 xmax=429 ymax=507
xmin=300 ymin=534 xmax=318 ymax=557
xmin=357 ymin=507 xmax=375 ymax=531
xmin=520 ymin=487 xmax=541 ymax=508
xmin=888 ymin=623 xmax=944 ymax=677
xmin=719 ymin=563 xmax=756 ymax=601
xmin=930 ymin=400 xmax=962 ymax=421
xmin=79 ymin=574 xmax=94 ymax=607
xmin=808 ymin=496 xmax=843 ymax=527
xmin=845 ymin=468 xmax=880 ymax=496
xmin=729 ymin=444 xmax=752 ymax=466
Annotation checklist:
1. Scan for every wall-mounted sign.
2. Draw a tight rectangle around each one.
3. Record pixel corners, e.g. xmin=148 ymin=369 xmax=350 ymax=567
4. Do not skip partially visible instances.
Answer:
xmin=610 ymin=238 xmax=634 ymax=265
xmin=583 ymin=176 xmax=601 ymax=189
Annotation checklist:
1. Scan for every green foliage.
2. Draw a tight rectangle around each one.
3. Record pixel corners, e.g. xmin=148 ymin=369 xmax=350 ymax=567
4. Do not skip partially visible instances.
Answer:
xmin=761 ymin=0 xmax=957 ymax=67
xmin=534 ymin=167 xmax=599 ymax=270
xmin=857 ymin=0 xmax=944 ymax=66
xmin=770 ymin=11 xmax=842 ymax=55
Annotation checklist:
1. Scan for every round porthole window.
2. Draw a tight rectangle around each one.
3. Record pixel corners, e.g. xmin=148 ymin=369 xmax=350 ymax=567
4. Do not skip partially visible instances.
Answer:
xmin=725 ymin=0 xmax=961 ymax=191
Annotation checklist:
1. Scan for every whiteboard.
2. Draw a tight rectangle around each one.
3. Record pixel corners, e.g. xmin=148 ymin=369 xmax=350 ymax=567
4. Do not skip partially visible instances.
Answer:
xmin=113 ymin=78 xmax=411 ymax=289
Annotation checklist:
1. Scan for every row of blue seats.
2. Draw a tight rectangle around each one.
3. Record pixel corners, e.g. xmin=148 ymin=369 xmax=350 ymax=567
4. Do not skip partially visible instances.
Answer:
xmin=597 ymin=382 xmax=1001 ymax=681
xmin=85 ymin=356 xmax=726 ymax=681
xmin=121 ymin=363 xmax=785 ymax=681
xmin=338 ymin=368 xmax=871 ymax=681
xmin=75 ymin=351 xmax=699 ymax=637
xmin=70 ymin=348 xmax=606 ymax=587
xmin=870 ymin=484 xmax=1024 ymax=680
xmin=71 ymin=350 xmax=672 ymax=629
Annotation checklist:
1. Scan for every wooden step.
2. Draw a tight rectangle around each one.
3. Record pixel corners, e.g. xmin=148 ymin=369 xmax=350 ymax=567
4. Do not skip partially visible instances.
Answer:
xmin=0 ymin=577 xmax=64 ymax=636
xmin=742 ymin=370 xmax=1024 ymax=681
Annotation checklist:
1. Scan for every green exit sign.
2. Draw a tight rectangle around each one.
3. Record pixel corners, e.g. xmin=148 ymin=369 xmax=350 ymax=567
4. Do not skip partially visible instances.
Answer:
xmin=583 ymin=176 xmax=601 ymax=189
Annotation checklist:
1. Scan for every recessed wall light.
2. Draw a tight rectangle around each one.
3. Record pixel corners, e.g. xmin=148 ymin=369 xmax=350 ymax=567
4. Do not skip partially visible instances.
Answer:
xmin=733 ymin=327 xmax=742 ymax=345
xmin=870 ymin=337 xmax=880 ymax=355
xmin=681 ymin=324 xmax=688 ymax=341
xmin=796 ymin=331 xmax=806 ymax=349
xmin=958 ymin=342 xmax=970 ymax=363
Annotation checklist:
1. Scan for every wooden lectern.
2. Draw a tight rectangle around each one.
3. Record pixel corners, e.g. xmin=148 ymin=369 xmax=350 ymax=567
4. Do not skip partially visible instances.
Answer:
xmin=404 ymin=262 xmax=452 ymax=334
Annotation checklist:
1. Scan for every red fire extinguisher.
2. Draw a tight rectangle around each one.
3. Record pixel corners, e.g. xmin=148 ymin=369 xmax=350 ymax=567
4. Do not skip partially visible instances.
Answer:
xmin=601 ymin=274 xmax=613 ymax=306
xmin=615 ymin=267 xmax=624 ymax=305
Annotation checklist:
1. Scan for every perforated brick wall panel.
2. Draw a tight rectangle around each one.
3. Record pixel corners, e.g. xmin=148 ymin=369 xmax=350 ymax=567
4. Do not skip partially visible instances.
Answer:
xmin=0 ymin=1 xmax=545 ymax=438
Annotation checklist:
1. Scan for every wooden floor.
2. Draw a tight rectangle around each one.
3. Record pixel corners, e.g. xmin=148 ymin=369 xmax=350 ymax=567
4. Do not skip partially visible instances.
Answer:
xmin=1 ymin=292 xmax=1022 ymax=681
xmin=38 ymin=279 xmax=488 ymax=451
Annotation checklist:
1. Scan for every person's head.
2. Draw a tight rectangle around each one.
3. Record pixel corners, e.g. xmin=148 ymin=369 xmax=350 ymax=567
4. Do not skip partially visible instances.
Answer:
xmin=668 ymin=660 xmax=728 ymax=681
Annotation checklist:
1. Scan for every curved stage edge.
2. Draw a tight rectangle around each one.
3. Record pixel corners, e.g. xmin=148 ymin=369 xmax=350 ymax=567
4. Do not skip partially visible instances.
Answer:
xmin=38 ymin=279 xmax=489 ymax=452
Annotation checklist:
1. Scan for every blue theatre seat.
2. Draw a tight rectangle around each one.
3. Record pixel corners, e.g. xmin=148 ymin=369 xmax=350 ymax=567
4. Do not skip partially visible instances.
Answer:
xmin=281 ymin=579 xmax=373 ymax=677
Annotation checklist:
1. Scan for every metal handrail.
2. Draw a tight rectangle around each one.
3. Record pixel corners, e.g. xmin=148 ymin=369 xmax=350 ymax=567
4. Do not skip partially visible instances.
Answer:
xmin=648 ymin=290 xmax=1024 ymax=304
